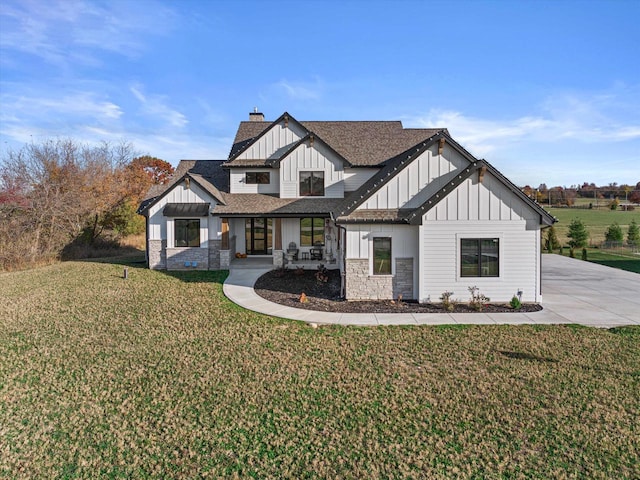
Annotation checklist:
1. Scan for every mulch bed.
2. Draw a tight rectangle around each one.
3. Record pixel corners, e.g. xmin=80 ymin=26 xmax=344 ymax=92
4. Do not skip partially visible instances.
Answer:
xmin=254 ymin=269 xmax=542 ymax=314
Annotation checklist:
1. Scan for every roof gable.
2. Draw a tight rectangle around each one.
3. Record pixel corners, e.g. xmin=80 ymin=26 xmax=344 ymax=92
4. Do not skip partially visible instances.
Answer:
xmin=335 ymin=132 xmax=555 ymax=226
xmin=228 ymin=112 xmax=446 ymax=167
xmin=138 ymin=160 xmax=228 ymax=215
xmin=228 ymin=112 xmax=308 ymax=162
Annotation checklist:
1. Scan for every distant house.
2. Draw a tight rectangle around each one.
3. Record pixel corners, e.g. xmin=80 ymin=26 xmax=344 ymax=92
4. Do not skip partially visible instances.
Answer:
xmin=138 ymin=111 xmax=555 ymax=303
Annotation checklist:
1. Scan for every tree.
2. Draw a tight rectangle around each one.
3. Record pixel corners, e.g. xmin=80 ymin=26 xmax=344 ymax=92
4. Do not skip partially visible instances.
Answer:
xmin=0 ymin=139 xmax=135 ymax=268
xmin=125 ymin=156 xmax=174 ymax=202
xmin=567 ymin=219 xmax=589 ymax=249
xmin=628 ymin=220 xmax=640 ymax=247
xmin=545 ymin=226 xmax=561 ymax=252
xmin=604 ymin=223 xmax=623 ymax=244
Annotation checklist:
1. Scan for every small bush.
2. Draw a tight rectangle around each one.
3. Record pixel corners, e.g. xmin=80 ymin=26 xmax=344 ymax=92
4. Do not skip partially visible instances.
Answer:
xmin=468 ymin=286 xmax=490 ymax=312
xmin=510 ymin=295 xmax=522 ymax=310
xmin=440 ymin=291 xmax=457 ymax=312
xmin=558 ymin=245 xmax=564 ymax=256
xmin=582 ymin=248 xmax=587 ymax=261
xmin=569 ymin=248 xmax=575 ymax=258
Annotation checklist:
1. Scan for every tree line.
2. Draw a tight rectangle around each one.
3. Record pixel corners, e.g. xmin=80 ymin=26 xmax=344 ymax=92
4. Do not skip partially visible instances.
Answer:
xmin=0 ymin=139 xmax=173 ymax=270
xmin=522 ymin=182 xmax=640 ymax=207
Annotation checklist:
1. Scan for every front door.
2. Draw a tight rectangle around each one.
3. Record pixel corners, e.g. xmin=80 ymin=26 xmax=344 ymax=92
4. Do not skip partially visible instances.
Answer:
xmin=245 ymin=218 xmax=269 ymax=255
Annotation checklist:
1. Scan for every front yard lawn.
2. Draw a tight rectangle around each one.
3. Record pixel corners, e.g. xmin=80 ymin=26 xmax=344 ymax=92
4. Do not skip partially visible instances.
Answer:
xmin=1 ymin=260 xmax=638 ymax=478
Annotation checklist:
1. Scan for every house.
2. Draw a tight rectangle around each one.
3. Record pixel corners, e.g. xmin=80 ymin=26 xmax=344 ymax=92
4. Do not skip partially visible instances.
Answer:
xmin=138 ymin=110 xmax=555 ymax=303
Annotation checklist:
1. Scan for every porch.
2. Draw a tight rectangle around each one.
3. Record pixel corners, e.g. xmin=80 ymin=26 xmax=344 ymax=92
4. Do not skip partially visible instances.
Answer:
xmin=229 ymin=255 xmax=340 ymax=271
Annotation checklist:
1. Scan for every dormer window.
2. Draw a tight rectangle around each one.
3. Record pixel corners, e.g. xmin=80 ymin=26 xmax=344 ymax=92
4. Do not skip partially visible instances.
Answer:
xmin=300 ymin=171 xmax=324 ymax=196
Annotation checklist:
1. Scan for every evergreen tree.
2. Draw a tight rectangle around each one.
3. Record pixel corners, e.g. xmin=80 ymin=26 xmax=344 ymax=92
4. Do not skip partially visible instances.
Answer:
xmin=604 ymin=223 xmax=623 ymax=244
xmin=567 ymin=219 xmax=589 ymax=249
xmin=545 ymin=226 xmax=560 ymax=253
xmin=628 ymin=220 xmax=640 ymax=246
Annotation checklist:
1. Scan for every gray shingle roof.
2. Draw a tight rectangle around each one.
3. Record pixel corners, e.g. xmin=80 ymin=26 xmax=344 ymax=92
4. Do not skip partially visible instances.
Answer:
xmin=214 ymin=195 xmax=343 ymax=216
xmin=139 ymin=160 xmax=228 ymax=214
xmin=229 ymin=115 xmax=446 ymax=167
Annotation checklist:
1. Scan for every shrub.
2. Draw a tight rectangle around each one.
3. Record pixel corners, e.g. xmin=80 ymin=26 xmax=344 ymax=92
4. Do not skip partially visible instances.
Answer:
xmin=582 ymin=248 xmax=587 ymax=261
xmin=604 ymin=223 xmax=624 ymax=243
xmin=440 ymin=291 xmax=457 ymax=312
xmin=628 ymin=220 xmax=639 ymax=247
xmin=558 ymin=245 xmax=564 ymax=256
xmin=569 ymin=248 xmax=575 ymax=258
xmin=610 ymin=198 xmax=619 ymax=210
xmin=510 ymin=295 xmax=522 ymax=310
xmin=468 ymin=286 xmax=490 ymax=312
xmin=567 ymin=218 xmax=589 ymax=249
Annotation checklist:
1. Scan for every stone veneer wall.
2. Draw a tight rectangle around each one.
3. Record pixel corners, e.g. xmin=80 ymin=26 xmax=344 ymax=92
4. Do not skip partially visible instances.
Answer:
xmin=393 ymin=258 xmax=414 ymax=300
xmin=148 ymin=239 xmax=166 ymax=270
xmin=273 ymin=250 xmax=284 ymax=268
xmin=166 ymin=248 xmax=209 ymax=270
xmin=208 ymin=239 xmax=221 ymax=270
xmin=345 ymin=257 xmax=414 ymax=300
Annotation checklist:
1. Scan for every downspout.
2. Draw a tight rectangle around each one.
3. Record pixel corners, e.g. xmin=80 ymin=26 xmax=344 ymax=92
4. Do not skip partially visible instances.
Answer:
xmin=331 ymin=212 xmax=348 ymax=298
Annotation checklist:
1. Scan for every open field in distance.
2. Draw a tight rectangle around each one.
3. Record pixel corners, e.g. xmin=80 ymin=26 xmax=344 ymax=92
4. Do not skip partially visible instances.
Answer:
xmin=1 ymin=259 xmax=639 ymax=478
xmin=544 ymin=207 xmax=640 ymax=246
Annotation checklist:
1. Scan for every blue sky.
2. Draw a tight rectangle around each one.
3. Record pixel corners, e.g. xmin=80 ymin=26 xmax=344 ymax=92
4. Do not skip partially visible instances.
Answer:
xmin=1 ymin=0 xmax=638 ymax=187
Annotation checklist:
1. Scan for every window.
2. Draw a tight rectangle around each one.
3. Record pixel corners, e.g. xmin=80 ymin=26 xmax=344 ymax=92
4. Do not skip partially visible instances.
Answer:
xmin=461 ymin=239 xmax=499 ymax=277
xmin=175 ymin=219 xmax=200 ymax=247
xmin=373 ymin=237 xmax=391 ymax=275
xmin=300 ymin=218 xmax=325 ymax=246
xmin=299 ymin=171 xmax=324 ymax=196
xmin=245 ymin=172 xmax=270 ymax=184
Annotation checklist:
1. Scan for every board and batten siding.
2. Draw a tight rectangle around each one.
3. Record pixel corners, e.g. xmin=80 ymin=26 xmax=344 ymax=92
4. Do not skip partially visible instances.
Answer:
xmin=423 ymin=172 xmax=541 ymax=226
xmin=279 ymin=142 xmax=344 ymax=198
xmin=147 ymin=181 xmax=219 ymax=246
xmin=236 ymin=121 xmax=307 ymax=161
xmin=344 ymin=168 xmax=378 ymax=192
xmin=357 ymin=143 xmax=468 ymax=210
xmin=229 ymin=169 xmax=279 ymax=194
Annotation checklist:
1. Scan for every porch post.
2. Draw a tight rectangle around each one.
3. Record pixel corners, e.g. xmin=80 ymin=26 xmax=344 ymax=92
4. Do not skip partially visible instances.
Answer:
xmin=274 ymin=218 xmax=282 ymax=250
xmin=273 ymin=218 xmax=284 ymax=268
xmin=221 ymin=217 xmax=229 ymax=250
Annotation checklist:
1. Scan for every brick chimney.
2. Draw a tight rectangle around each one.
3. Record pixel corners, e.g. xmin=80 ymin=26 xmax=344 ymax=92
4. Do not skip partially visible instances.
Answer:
xmin=249 ymin=107 xmax=264 ymax=122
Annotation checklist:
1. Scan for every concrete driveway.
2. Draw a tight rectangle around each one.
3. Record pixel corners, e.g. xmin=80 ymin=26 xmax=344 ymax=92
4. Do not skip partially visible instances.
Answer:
xmin=538 ymin=254 xmax=640 ymax=327
xmin=223 ymin=255 xmax=640 ymax=328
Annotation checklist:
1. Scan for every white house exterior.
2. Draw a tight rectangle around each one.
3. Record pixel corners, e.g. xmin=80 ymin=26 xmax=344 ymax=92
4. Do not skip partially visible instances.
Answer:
xmin=139 ymin=111 xmax=555 ymax=303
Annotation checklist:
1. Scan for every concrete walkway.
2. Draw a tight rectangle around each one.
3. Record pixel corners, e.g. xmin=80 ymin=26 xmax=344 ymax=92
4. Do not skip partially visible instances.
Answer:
xmin=223 ymin=255 xmax=640 ymax=328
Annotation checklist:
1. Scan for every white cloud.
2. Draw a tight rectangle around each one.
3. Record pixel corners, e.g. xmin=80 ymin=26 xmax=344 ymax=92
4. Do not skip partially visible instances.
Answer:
xmin=0 ymin=0 xmax=176 ymax=66
xmin=129 ymin=84 xmax=188 ymax=129
xmin=272 ymin=78 xmax=323 ymax=101
xmin=405 ymin=88 xmax=640 ymax=158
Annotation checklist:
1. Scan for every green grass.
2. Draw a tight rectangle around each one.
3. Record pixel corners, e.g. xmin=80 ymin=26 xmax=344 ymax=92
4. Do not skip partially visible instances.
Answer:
xmin=545 ymin=207 xmax=640 ymax=245
xmin=1 ymin=259 xmax=639 ymax=478
xmin=557 ymin=248 xmax=640 ymax=274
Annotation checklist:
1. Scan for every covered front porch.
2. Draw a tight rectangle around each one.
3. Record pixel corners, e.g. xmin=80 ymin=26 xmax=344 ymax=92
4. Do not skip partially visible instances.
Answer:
xmin=219 ymin=216 xmax=341 ymax=271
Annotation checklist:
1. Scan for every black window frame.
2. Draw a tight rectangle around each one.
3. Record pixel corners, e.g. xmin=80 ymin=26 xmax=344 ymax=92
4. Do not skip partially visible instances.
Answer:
xmin=460 ymin=238 xmax=500 ymax=277
xmin=373 ymin=237 xmax=392 ymax=275
xmin=299 ymin=171 xmax=325 ymax=196
xmin=174 ymin=219 xmax=200 ymax=247
xmin=245 ymin=172 xmax=270 ymax=184
xmin=300 ymin=217 xmax=325 ymax=247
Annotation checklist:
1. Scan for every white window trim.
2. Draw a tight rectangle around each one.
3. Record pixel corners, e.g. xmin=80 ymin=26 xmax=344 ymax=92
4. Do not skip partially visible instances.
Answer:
xmin=456 ymin=232 xmax=503 ymax=281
